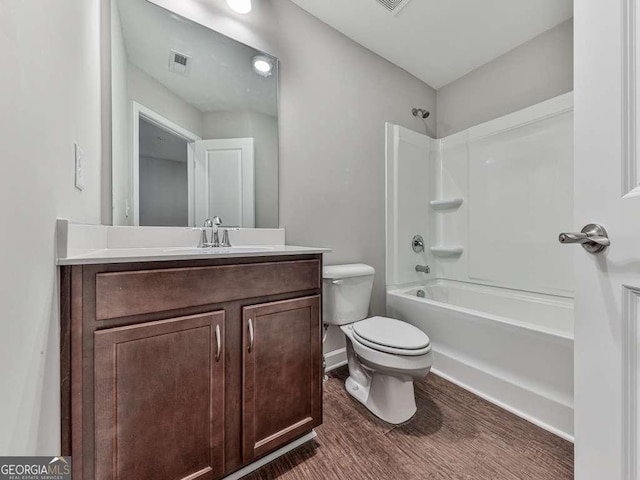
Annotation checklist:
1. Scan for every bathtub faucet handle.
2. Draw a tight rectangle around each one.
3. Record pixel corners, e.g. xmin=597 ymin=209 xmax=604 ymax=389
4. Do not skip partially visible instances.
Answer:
xmin=415 ymin=265 xmax=430 ymax=274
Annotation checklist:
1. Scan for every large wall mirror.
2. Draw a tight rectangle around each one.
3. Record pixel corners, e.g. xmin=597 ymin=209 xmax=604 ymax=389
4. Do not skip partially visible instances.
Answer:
xmin=111 ymin=0 xmax=279 ymax=228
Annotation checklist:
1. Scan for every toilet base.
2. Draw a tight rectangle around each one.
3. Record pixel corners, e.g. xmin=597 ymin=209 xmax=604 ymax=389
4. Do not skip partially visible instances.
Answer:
xmin=345 ymin=372 xmax=417 ymax=425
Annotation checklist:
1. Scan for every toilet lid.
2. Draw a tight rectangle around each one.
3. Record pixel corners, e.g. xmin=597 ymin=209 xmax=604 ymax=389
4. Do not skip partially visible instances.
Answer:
xmin=352 ymin=316 xmax=431 ymax=356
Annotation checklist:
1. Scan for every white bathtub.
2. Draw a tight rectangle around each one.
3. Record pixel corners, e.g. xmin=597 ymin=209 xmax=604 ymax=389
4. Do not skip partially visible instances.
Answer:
xmin=387 ymin=280 xmax=574 ymax=440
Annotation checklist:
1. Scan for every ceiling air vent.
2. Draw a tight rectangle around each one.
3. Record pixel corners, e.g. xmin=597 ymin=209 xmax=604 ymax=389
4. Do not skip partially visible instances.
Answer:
xmin=168 ymin=49 xmax=192 ymax=77
xmin=375 ymin=0 xmax=412 ymax=15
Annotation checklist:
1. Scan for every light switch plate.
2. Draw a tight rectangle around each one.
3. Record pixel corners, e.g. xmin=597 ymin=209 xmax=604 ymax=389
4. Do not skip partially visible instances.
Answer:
xmin=75 ymin=143 xmax=85 ymax=191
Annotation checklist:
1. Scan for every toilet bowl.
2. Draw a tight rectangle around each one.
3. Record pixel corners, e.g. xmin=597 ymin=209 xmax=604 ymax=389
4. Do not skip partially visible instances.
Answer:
xmin=323 ymin=264 xmax=433 ymax=424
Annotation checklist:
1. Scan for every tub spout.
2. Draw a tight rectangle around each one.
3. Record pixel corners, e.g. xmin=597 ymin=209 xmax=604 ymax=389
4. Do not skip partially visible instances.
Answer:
xmin=415 ymin=265 xmax=430 ymax=274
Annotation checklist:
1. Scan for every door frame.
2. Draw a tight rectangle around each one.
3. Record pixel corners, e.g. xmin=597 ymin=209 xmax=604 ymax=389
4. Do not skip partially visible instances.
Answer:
xmin=131 ymin=101 xmax=202 ymax=226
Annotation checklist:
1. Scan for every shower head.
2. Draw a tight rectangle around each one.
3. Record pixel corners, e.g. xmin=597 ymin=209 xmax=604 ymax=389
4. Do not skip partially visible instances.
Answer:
xmin=412 ymin=108 xmax=430 ymax=119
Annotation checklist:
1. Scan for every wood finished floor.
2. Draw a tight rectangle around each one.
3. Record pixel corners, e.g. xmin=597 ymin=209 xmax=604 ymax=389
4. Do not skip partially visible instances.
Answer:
xmin=245 ymin=367 xmax=573 ymax=480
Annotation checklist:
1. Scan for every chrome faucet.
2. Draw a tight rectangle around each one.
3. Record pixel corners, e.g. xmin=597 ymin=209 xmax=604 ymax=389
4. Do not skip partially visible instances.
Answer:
xmin=197 ymin=216 xmax=224 ymax=248
xmin=197 ymin=219 xmax=213 ymax=248
xmin=196 ymin=217 xmax=241 ymax=248
xmin=210 ymin=216 xmax=223 ymax=247
xmin=415 ymin=265 xmax=430 ymax=274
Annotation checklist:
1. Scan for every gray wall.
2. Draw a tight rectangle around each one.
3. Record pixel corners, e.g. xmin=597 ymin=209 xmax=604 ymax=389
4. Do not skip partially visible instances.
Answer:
xmin=273 ymin=1 xmax=435 ymax=319
xmin=139 ymin=156 xmax=189 ymax=226
xmin=148 ymin=0 xmax=437 ymax=353
xmin=437 ymin=19 xmax=573 ymax=138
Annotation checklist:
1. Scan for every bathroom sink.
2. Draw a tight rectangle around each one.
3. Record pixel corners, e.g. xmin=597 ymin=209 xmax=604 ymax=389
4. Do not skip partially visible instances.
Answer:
xmin=163 ymin=246 xmax=276 ymax=255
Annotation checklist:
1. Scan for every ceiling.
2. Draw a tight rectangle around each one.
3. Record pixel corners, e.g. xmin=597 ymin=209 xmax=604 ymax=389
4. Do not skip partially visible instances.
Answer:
xmin=117 ymin=0 xmax=278 ymax=116
xmin=289 ymin=0 xmax=573 ymax=89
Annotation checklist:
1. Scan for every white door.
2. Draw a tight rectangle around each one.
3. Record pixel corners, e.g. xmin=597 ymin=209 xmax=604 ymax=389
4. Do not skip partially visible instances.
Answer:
xmin=574 ymin=1 xmax=640 ymax=478
xmin=194 ymin=138 xmax=255 ymax=228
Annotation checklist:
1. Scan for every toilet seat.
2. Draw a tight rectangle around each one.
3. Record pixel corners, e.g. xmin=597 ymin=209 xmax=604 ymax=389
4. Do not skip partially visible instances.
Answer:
xmin=351 ymin=316 xmax=431 ymax=356
xmin=341 ymin=323 xmax=433 ymax=378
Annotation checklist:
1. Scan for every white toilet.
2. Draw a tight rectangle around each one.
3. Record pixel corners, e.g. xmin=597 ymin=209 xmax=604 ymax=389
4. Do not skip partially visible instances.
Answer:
xmin=323 ymin=264 xmax=433 ymax=424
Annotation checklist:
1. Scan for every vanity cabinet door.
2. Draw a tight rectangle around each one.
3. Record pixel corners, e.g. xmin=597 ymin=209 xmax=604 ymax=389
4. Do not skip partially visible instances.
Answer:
xmin=242 ymin=295 xmax=322 ymax=462
xmin=94 ymin=312 xmax=225 ymax=480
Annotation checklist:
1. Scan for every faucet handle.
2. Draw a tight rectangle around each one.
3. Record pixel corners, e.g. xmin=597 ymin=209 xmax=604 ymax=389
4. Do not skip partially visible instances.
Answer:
xmin=192 ymin=227 xmax=210 ymax=248
xmin=220 ymin=227 xmax=240 ymax=248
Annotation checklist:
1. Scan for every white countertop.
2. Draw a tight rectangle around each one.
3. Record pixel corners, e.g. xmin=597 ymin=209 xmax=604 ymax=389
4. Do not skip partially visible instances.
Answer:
xmin=55 ymin=220 xmax=330 ymax=265
xmin=57 ymin=245 xmax=330 ymax=265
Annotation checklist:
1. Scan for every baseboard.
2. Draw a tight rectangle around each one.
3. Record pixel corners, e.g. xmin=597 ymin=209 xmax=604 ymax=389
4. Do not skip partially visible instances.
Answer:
xmin=321 ymin=347 xmax=573 ymax=441
xmin=222 ymin=431 xmax=317 ymax=480
xmin=324 ymin=347 xmax=347 ymax=372
xmin=432 ymin=350 xmax=574 ymax=442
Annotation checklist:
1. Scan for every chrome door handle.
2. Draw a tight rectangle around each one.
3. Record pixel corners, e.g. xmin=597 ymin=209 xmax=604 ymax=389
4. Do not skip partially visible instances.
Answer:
xmin=214 ymin=324 xmax=221 ymax=362
xmin=247 ymin=318 xmax=254 ymax=353
xmin=559 ymin=223 xmax=610 ymax=254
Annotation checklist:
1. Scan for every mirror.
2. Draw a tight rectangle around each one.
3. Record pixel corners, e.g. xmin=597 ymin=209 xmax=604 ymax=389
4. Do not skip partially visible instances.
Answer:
xmin=111 ymin=0 xmax=279 ymax=228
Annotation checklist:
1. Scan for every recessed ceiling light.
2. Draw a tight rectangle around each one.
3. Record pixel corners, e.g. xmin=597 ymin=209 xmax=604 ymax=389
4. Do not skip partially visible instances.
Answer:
xmin=226 ymin=0 xmax=252 ymax=14
xmin=252 ymin=55 xmax=273 ymax=77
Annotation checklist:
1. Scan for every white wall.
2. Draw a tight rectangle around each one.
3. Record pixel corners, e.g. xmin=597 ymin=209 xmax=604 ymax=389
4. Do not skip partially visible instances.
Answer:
xmin=0 ymin=0 xmax=102 ymax=455
xmin=203 ymin=110 xmax=279 ymax=228
xmin=437 ymin=19 xmax=573 ymax=138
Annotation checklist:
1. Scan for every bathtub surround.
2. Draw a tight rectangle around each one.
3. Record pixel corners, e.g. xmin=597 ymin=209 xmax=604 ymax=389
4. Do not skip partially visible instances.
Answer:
xmin=387 ymin=93 xmax=574 ymax=295
xmin=433 ymin=94 xmax=574 ymax=297
xmin=385 ymin=93 xmax=574 ymax=439
xmin=437 ymin=19 xmax=573 ymax=137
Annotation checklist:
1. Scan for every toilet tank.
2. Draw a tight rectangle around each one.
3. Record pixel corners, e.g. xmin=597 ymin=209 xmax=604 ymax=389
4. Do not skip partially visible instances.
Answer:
xmin=323 ymin=264 xmax=375 ymax=326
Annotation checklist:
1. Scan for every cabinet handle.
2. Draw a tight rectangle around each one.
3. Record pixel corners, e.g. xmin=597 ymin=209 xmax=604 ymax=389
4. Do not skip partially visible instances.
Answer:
xmin=248 ymin=318 xmax=254 ymax=353
xmin=215 ymin=324 xmax=221 ymax=362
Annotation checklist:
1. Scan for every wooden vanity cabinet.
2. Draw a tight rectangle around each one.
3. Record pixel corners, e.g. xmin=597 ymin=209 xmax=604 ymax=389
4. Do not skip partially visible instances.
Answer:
xmin=242 ymin=296 xmax=322 ymax=463
xmin=94 ymin=312 xmax=225 ymax=480
xmin=60 ymin=255 xmax=323 ymax=480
